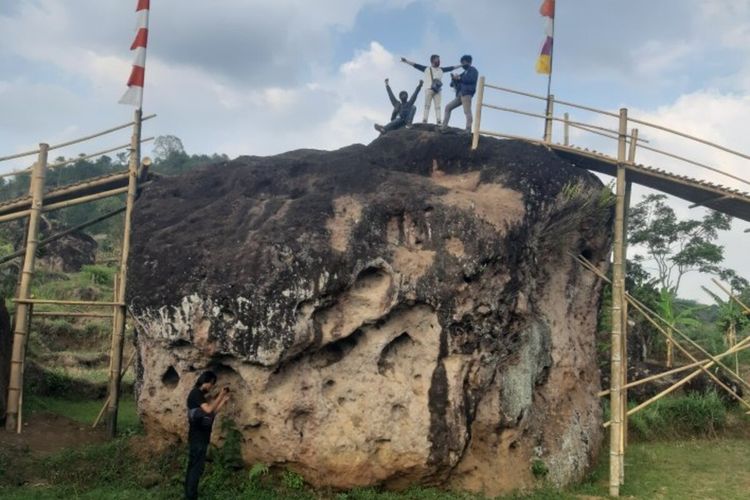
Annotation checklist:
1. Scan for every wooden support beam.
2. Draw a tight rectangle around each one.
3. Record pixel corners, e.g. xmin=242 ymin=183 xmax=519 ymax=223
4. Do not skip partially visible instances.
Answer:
xmin=563 ymin=112 xmax=570 ymax=146
xmin=5 ymin=144 xmax=47 ymax=432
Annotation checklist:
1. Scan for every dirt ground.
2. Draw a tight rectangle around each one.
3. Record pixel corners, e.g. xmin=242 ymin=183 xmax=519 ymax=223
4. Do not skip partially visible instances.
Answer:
xmin=0 ymin=412 xmax=105 ymax=457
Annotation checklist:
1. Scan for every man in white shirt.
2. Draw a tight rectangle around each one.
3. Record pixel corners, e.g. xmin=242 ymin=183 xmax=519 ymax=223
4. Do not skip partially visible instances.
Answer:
xmin=401 ymin=55 xmax=460 ymax=125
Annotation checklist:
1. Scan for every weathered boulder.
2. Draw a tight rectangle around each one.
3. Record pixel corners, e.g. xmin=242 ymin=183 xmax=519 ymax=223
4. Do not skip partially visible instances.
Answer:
xmin=36 ymin=217 xmax=97 ymax=273
xmin=128 ymin=128 xmax=612 ymax=495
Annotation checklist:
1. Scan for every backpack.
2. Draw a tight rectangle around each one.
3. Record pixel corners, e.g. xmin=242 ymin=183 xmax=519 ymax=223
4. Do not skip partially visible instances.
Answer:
xmin=429 ymin=68 xmax=443 ymax=93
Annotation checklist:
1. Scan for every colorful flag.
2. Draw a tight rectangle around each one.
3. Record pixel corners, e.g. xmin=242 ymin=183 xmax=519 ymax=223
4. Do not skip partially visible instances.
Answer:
xmin=119 ymin=0 xmax=150 ymax=108
xmin=536 ymin=0 xmax=555 ymax=75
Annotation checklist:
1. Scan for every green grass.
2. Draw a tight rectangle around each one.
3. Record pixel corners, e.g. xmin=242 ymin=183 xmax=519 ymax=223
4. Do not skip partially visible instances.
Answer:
xmin=2 ymin=436 xmax=749 ymax=499
xmin=25 ymin=395 xmax=141 ymax=433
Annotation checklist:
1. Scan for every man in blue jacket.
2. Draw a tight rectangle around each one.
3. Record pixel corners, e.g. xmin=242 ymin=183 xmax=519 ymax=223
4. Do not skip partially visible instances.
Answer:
xmin=442 ymin=55 xmax=478 ymax=133
xmin=374 ymin=78 xmax=423 ymax=134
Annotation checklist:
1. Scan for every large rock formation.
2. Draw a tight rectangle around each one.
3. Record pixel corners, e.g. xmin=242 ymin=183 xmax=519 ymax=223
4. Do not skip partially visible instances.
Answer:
xmin=128 ymin=128 xmax=612 ymax=495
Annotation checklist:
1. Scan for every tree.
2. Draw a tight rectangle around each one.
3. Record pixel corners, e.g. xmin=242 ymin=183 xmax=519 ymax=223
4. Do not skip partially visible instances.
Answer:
xmin=152 ymin=135 xmax=186 ymax=161
xmin=628 ymin=194 xmax=733 ymax=366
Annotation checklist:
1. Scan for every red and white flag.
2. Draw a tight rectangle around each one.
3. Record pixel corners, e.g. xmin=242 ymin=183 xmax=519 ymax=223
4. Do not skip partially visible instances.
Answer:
xmin=119 ymin=0 xmax=150 ymax=108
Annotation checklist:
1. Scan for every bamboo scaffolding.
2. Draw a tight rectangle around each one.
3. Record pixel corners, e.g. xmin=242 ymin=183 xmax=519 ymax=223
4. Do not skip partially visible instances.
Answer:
xmin=603 ymin=336 xmax=750 ymax=426
xmin=598 ymin=339 xmax=750 ymax=397
xmin=4 ymin=144 xmax=47 ymax=432
xmin=574 ymin=255 xmax=750 ymax=412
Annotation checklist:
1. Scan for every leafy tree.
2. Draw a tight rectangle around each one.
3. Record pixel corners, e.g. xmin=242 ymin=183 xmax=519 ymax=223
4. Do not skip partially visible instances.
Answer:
xmin=152 ymin=135 xmax=185 ymax=161
xmin=628 ymin=194 xmax=733 ymax=366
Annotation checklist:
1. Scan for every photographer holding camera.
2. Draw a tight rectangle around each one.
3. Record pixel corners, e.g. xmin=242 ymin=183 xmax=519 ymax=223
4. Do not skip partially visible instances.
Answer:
xmin=442 ymin=54 xmax=478 ymax=133
xmin=185 ymin=370 xmax=230 ymax=500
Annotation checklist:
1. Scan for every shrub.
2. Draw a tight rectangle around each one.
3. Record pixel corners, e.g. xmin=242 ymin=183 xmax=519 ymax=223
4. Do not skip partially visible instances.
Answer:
xmin=81 ymin=264 xmax=116 ymax=286
xmin=629 ymin=391 xmax=727 ymax=440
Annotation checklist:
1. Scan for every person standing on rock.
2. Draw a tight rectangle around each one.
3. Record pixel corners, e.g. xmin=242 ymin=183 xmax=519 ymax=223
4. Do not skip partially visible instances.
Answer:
xmin=401 ymin=55 xmax=460 ymax=125
xmin=374 ymin=78 xmax=423 ymax=135
xmin=442 ymin=55 xmax=479 ymax=133
xmin=185 ymin=370 xmax=230 ymax=500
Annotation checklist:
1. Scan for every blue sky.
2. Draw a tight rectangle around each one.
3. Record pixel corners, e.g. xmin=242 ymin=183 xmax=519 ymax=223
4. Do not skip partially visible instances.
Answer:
xmin=1 ymin=0 xmax=749 ymax=300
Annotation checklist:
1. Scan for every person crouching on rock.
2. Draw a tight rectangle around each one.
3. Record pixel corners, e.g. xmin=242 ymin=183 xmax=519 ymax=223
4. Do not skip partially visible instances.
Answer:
xmin=185 ymin=370 xmax=230 ymax=500
xmin=374 ymin=78 xmax=423 ymax=135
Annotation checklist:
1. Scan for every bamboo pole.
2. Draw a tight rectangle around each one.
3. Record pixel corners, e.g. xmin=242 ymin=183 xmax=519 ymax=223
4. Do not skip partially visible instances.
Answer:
xmin=471 ymin=77 xmax=485 ymax=150
xmin=106 ymin=109 xmax=141 ymax=438
xmin=46 ymin=137 xmax=154 ymax=170
xmin=543 ymin=94 xmax=555 ymax=143
xmin=4 ymin=144 xmax=47 ymax=432
xmin=93 ymin=348 xmax=136 ymax=429
xmin=0 ymin=171 xmax=129 ymax=216
xmin=628 ymin=129 xmax=639 ymax=164
xmin=14 ymin=299 xmax=125 ymax=307
xmin=598 ymin=339 xmax=750 ymax=397
xmin=712 ymin=279 xmax=750 ymax=315
xmin=609 ymin=108 xmax=628 ymax=496
xmin=0 ymin=186 xmax=131 ymax=224
xmin=603 ymin=335 xmax=750 ymax=426
xmin=563 ymin=113 xmax=570 ymax=146
xmin=31 ymin=312 xmax=114 ymax=318
xmin=0 ymin=114 xmax=156 ymax=163
xmin=621 ymin=178 xmax=633 ymax=455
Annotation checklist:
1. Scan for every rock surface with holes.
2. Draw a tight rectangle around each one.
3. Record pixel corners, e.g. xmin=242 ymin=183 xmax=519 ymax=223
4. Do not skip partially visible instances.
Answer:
xmin=128 ymin=127 xmax=612 ymax=495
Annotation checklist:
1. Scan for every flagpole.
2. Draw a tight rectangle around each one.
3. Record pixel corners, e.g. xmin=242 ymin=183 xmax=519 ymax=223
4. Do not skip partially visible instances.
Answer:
xmin=543 ymin=4 xmax=555 ymax=142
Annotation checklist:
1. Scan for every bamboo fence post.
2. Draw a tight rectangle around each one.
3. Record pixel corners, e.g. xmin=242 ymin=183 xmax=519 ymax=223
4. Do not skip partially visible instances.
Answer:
xmin=563 ymin=112 xmax=570 ymax=146
xmin=628 ymin=129 xmax=639 ymax=163
xmin=4 ymin=144 xmax=47 ymax=432
xmin=609 ymin=107 xmax=628 ymax=496
xmin=621 ymin=179 xmax=633 ymax=453
xmin=106 ymin=109 xmax=141 ymax=438
xmin=471 ymin=76 xmax=485 ymax=151
xmin=543 ymin=94 xmax=555 ymax=143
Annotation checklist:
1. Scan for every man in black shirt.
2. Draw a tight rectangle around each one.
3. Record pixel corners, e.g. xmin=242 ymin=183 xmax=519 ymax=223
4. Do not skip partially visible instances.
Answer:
xmin=185 ymin=370 xmax=230 ymax=500
xmin=374 ymin=78 xmax=423 ymax=134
